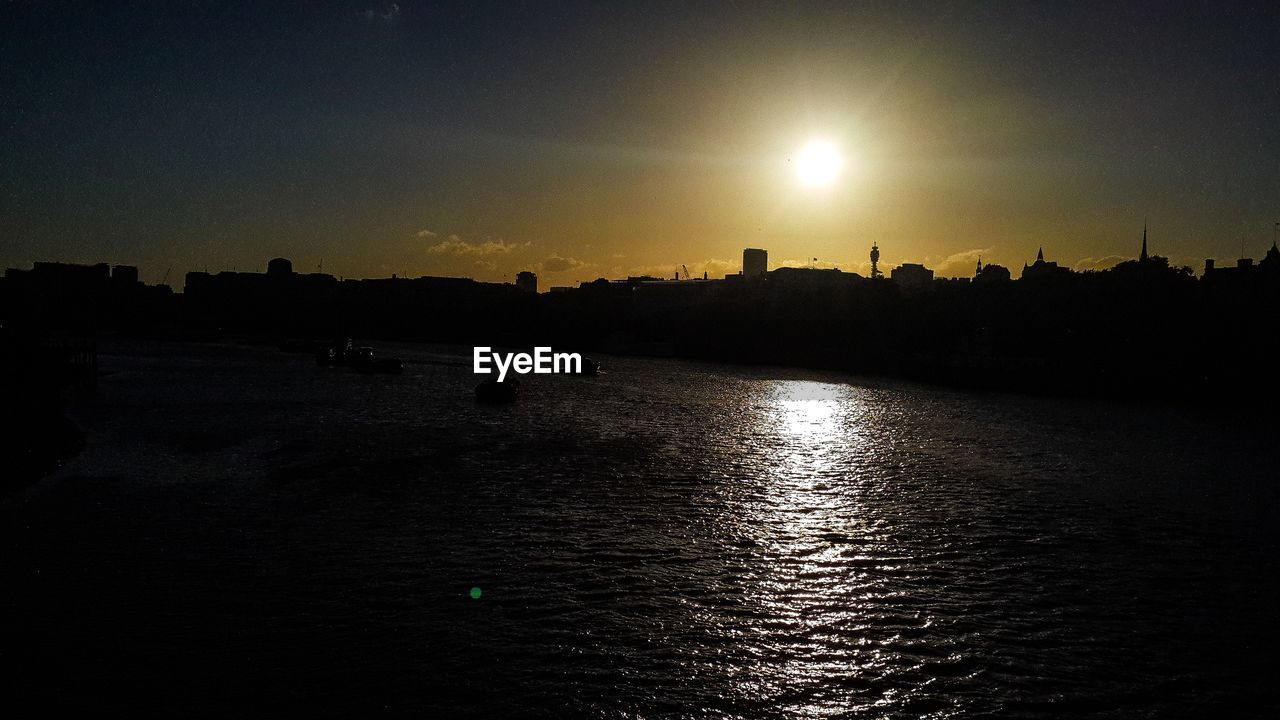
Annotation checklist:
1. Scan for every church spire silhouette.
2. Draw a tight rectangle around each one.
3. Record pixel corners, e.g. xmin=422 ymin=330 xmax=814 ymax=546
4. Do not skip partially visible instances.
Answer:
xmin=1140 ymin=218 xmax=1149 ymax=262
xmin=1036 ymin=247 xmax=1044 ymax=262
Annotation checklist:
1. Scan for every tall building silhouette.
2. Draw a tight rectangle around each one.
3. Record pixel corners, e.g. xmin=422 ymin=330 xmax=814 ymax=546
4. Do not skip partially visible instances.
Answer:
xmin=516 ymin=271 xmax=538 ymax=293
xmin=743 ymin=248 xmax=768 ymax=279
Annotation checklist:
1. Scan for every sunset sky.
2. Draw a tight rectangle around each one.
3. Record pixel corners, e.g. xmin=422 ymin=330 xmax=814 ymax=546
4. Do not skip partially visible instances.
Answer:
xmin=4 ymin=1 xmax=1278 ymax=286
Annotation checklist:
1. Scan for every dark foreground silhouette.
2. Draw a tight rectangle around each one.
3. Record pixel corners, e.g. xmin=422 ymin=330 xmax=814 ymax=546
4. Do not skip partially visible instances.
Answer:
xmin=4 ymin=245 xmax=1280 ymax=483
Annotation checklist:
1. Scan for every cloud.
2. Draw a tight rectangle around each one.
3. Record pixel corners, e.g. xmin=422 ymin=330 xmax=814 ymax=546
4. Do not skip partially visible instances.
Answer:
xmin=426 ymin=236 xmax=528 ymax=256
xmin=360 ymin=3 xmax=401 ymax=22
xmin=929 ymin=248 xmax=992 ymax=278
xmin=416 ymin=229 xmax=437 ymax=238
xmin=697 ymin=258 xmax=735 ymax=278
xmin=624 ymin=264 xmax=678 ymax=279
xmin=473 ymin=260 xmax=497 ymax=272
xmin=540 ymin=255 xmax=587 ymax=273
xmin=775 ymin=258 xmax=844 ymax=271
xmin=1074 ymin=255 xmax=1128 ymax=272
xmin=622 ymin=258 xmax=735 ymax=279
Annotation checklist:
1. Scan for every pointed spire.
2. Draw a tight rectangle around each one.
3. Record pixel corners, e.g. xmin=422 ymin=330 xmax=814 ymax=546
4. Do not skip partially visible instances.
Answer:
xmin=1141 ymin=218 xmax=1149 ymax=262
xmin=976 ymin=256 xmax=983 ymax=274
xmin=1036 ymin=247 xmax=1044 ymax=262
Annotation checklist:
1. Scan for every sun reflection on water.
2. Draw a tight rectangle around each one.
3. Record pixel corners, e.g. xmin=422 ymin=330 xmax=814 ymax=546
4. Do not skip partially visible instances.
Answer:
xmin=756 ymin=379 xmax=876 ymax=485
xmin=722 ymin=379 xmax=921 ymax=715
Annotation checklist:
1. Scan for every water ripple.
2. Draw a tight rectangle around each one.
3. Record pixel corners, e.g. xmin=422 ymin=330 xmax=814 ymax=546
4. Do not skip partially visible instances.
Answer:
xmin=4 ymin=342 xmax=1279 ymax=717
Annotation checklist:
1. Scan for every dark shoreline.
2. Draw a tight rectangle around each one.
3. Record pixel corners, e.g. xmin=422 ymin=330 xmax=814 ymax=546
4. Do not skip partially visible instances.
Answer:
xmin=126 ymin=329 xmax=1277 ymax=414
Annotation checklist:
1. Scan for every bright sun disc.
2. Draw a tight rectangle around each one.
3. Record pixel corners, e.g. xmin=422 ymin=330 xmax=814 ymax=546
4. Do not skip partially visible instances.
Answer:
xmin=795 ymin=140 xmax=842 ymax=187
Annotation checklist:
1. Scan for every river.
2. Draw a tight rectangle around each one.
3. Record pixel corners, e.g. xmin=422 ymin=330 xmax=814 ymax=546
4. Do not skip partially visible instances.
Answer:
xmin=3 ymin=339 xmax=1277 ymax=717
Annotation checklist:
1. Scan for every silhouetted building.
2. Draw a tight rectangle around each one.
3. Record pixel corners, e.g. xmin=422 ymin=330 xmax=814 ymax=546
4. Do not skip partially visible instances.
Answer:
xmin=1203 ymin=254 xmax=1265 ymax=282
xmin=111 ymin=265 xmax=139 ymax=285
xmin=516 ymin=271 xmax=538 ymax=293
xmin=633 ymin=277 xmax=724 ymax=315
xmin=10 ymin=235 xmax=1280 ymax=408
xmin=891 ymin=263 xmax=933 ymax=289
xmin=768 ymin=266 xmax=862 ymax=288
xmin=3 ymin=261 xmax=174 ymax=330
xmin=614 ymin=275 xmax=663 ymax=287
xmin=1260 ymin=242 xmax=1280 ymax=273
xmin=1020 ymin=247 xmax=1070 ymax=280
xmin=974 ymin=258 xmax=1011 ymax=284
xmin=743 ymin=248 xmax=768 ymax=279
xmin=267 ymin=257 xmax=293 ymax=278
xmin=870 ymin=243 xmax=882 ymax=278
xmin=27 ymin=261 xmax=111 ymax=286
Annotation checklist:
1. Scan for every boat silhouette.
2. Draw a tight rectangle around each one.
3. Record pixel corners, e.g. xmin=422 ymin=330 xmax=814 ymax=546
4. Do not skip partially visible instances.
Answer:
xmin=350 ymin=346 xmax=403 ymax=374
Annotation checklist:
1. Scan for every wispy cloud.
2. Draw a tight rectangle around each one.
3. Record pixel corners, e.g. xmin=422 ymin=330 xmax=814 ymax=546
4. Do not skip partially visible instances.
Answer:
xmin=623 ymin=258 xmax=735 ymax=279
xmin=540 ymin=255 xmax=587 ymax=273
xmin=928 ymin=248 xmax=991 ymax=278
xmin=1074 ymin=255 xmax=1127 ymax=272
xmin=416 ymin=229 xmax=437 ymax=238
xmin=426 ymin=235 xmax=529 ymax=256
xmin=699 ymin=258 xmax=735 ymax=278
xmin=360 ymin=3 xmax=401 ymax=23
xmin=775 ymin=258 xmax=844 ymax=271
xmin=621 ymin=263 xmax=678 ymax=279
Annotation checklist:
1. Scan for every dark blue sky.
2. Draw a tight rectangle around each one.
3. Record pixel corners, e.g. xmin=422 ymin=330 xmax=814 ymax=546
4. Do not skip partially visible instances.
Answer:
xmin=4 ymin=1 xmax=1278 ymax=283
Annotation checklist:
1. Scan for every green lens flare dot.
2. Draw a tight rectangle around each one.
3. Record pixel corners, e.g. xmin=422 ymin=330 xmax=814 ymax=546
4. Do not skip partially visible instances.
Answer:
xmin=469 ymin=587 xmax=482 ymax=599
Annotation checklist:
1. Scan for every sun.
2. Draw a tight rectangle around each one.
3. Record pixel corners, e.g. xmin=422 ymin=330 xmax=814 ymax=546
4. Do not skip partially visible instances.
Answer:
xmin=794 ymin=140 xmax=843 ymax=187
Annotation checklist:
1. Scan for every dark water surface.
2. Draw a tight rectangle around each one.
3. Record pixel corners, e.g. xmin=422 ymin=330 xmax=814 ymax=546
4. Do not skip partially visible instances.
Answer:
xmin=4 ymin=340 xmax=1278 ymax=717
